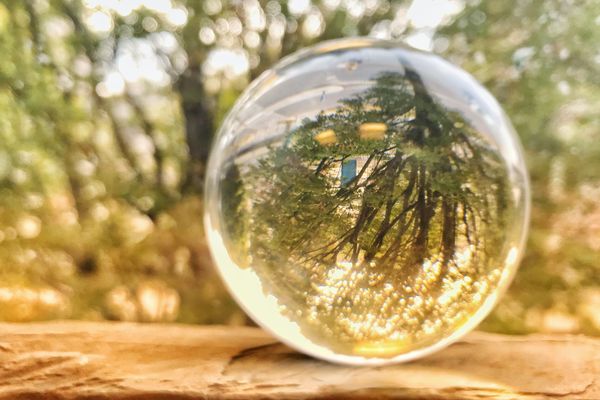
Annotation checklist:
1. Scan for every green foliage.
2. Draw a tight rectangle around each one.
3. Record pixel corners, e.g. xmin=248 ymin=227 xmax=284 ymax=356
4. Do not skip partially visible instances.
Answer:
xmin=440 ymin=0 xmax=600 ymax=334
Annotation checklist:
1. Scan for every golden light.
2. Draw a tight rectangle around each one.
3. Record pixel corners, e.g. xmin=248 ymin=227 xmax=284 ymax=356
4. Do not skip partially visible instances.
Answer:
xmin=353 ymin=338 xmax=411 ymax=357
xmin=315 ymin=129 xmax=337 ymax=145
xmin=359 ymin=122 xmax=387 ymax=140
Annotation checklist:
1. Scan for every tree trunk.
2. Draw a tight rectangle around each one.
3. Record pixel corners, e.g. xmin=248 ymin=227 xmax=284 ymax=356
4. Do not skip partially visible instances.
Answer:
xmin=441 ymin=197 xmax=457 ymax=265
xmin=177 ymin=65 xmax=214 ymax=193
xmin=0 ymin=321 xmax=597 ymax=399
xmin=412 ymin=163 xmax=437 ymax=266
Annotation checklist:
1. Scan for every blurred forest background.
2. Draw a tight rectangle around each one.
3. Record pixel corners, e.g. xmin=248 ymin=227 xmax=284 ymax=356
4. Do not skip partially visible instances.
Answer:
xmin=0 ymin=0 xmax=598 ymax=335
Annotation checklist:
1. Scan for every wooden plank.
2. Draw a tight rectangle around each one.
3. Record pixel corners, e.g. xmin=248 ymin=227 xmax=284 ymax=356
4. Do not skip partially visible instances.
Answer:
xmin=0 ymin=321 xmax=597 ymax=399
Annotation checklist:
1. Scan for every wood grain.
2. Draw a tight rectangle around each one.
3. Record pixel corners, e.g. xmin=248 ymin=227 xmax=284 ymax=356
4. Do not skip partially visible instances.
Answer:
xmin=0 ymin=321 xmax=597 ymax=399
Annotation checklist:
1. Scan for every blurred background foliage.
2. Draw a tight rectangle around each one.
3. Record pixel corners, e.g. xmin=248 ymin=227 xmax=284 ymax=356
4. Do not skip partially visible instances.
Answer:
xmin=0 ymin=0 xmax=598 ymax=334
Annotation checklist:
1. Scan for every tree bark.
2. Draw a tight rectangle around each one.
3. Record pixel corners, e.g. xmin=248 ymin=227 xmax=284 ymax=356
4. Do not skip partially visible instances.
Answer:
xmin=177 ymin=65 xmax=214 ymax=193
xmin=441 ymin=197 xmax=457 ymax=265
xmin=0 ymin=321 xmax=597 ymax=399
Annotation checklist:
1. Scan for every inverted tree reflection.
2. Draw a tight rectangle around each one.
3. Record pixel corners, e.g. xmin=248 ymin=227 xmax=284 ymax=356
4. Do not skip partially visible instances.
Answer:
xmin=229 ymin=69 xmax=513 ymax=352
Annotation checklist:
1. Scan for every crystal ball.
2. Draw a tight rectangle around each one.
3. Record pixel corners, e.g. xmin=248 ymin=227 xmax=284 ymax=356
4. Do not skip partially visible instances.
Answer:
xmin=204 ymin=38 xmax=530 ymax=365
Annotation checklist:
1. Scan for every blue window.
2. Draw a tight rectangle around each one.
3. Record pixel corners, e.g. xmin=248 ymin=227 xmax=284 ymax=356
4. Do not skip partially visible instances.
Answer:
xmin=341 ymin=159 xmax=357 ymax=186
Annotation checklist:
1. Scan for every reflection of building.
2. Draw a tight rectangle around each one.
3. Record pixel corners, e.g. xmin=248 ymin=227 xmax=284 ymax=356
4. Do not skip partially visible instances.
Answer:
xmin=358 ymin=122 xmax=386 ymax=140
xmin=314 ymin=129 xmax=337 ymax=145
xmin=315 ymin=122 xmax=388 ymax=186
xmin=341 ymin=159 xmax=357 ymax=185
xmin=340 ymin=156 xmax=376 ymax=188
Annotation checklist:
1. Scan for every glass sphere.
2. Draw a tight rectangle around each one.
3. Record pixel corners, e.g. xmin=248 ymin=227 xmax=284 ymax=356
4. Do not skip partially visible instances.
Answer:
xmin=205 ymin=38 xmax=530 ymax=365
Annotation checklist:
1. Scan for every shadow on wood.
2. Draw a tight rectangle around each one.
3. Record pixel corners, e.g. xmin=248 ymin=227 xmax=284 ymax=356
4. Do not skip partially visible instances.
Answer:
xmin=0 ymin=321 xmax=597 ymax=399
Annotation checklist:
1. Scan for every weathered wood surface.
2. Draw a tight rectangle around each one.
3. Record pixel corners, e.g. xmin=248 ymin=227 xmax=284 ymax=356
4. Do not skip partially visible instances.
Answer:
xmin=0 ymin=322 xmax=597 ymax=399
